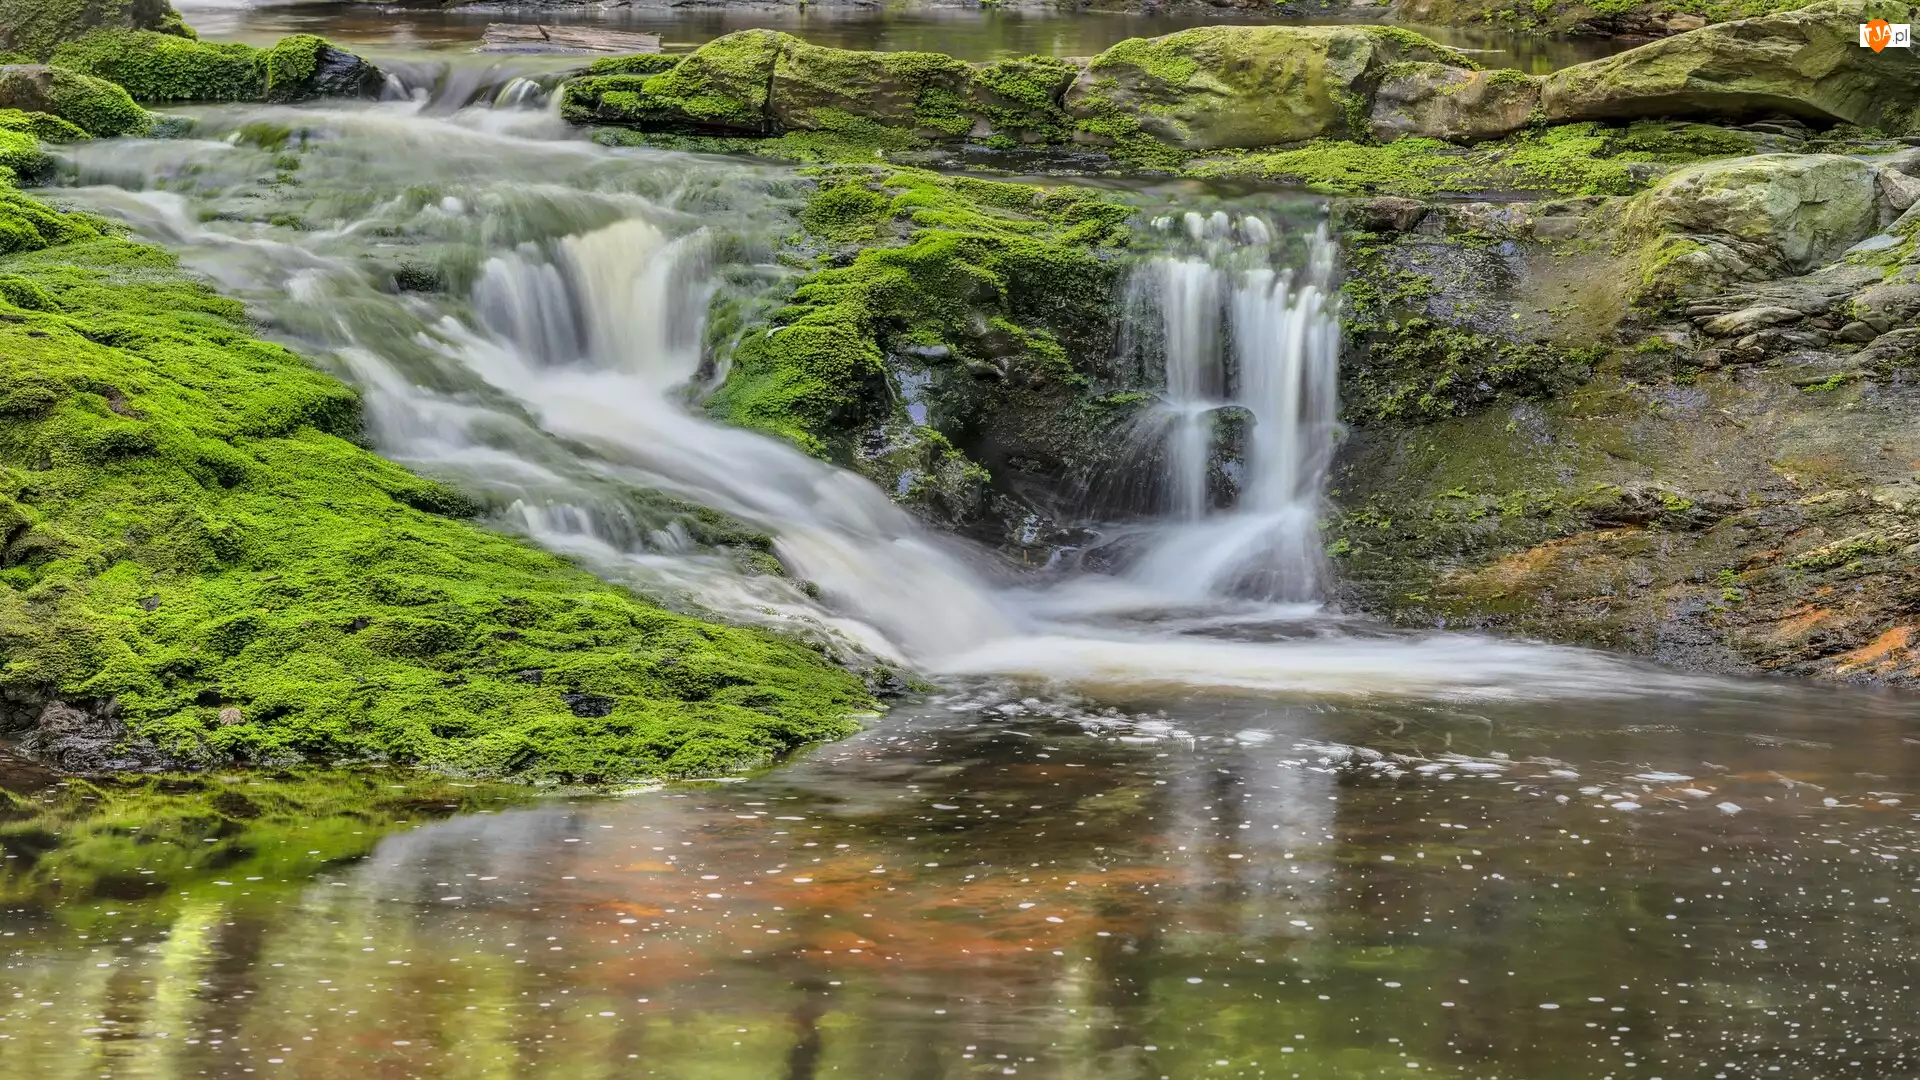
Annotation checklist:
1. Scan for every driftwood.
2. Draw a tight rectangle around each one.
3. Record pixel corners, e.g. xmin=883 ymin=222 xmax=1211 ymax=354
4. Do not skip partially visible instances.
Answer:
xmin=478 ymin=24 xmax=662 ymax=55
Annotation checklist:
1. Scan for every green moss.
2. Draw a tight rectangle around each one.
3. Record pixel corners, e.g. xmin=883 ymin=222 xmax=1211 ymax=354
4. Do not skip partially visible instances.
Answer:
xmin=0 ymin=63 xmax=149 ymax=136
xmin=1340 ymin=239 xmax=1600 ymax=422
xmin=1196 ymin=138 xmax=1455 ymax=195
xmin=52 ymin=29 xmax=259 ymax=101
xmin=0 ymin=0 xmax=194 ymax=63
xmin=50 ymin=29 xmax=370 ymax=104
xmin=627 ymin=27 xmax=786 ymax=133
xmin=1197 ymin=120 xmax=1757 ymax=198
xmin=584 ymin=52 xmax=682 ymax=77
xmin=0 ymin=177 xmax=873 ymax=781
xmin=707 ymin=167 xmax=1130 ymax=456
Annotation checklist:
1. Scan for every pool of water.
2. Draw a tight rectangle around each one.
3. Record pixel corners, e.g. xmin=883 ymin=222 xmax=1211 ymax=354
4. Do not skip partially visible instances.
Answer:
xmin=175 ymin=0 xmax=1630 ymax=73
xmin=3 ymin=681 xmax=1916 ymax=1078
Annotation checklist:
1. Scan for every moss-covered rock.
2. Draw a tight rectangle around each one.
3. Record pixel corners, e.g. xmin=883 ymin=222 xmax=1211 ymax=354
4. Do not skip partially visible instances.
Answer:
xmin=1369 ymin=64 xmax=1541 ymax=144
xmin=1062 ymin=25 xmax=1474 ymax=152
xmin=0 ymin=63 xmax=147 ymax=136
xmin=563 ymin=30 xmax=1081 ymax=151
xmin=1542 ymin=0 xmax=1920 ymax=134
xmin=0 ymin=176 xmax=873 ymax=780
xmin=1624 ymin=153 xmax=1882 ymax=302
xmin=707 ymin=168 xmax=1134 ymax=547
xmin=50 ymin=30 xmax=384 ymax=104
xmin=0 ymin=0 xmax=191 ymax=64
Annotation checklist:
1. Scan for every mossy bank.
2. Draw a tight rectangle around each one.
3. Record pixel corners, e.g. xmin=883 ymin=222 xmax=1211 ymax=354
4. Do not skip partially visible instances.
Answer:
xmin=0 ymin=173 xmax=876 ymax=781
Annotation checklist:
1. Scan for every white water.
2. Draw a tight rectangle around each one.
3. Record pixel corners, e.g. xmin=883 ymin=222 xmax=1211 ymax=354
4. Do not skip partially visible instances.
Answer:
xmin=1123 ymin=211 xmax=1341 ymax=605
xmin=43 ymin=93 xmax=1733 ymax=703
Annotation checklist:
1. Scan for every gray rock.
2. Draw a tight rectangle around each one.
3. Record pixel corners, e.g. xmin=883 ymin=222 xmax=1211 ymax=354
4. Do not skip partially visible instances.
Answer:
xmin=1702 ymin=305 xmax=1805 ymax=337
xmin=1369 ymin=64 xmax=1538 ymax=144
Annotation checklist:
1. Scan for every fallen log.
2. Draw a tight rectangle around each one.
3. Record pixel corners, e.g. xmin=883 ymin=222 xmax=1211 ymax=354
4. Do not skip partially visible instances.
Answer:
xmin=478 ymin=24 xmax=662 ymax=55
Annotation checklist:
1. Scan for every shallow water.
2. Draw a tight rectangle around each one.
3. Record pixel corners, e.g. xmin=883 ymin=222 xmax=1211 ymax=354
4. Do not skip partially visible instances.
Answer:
xmin=176 ymin=0 xmax=1630 ymax=72
xmin=3 ymin=683 xmax=1918 ymax=1078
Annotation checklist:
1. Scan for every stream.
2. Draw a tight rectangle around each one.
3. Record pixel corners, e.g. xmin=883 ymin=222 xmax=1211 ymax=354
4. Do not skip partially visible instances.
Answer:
xmin=2 ymin=37 xmax=1918 ymax=1080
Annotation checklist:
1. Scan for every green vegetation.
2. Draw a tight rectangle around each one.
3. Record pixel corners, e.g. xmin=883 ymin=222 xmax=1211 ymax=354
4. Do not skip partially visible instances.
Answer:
xmin=1195 ymin=121 xmax=1759 ymax=197
xmin=706 ymin=168 xmax=1130 ymax=458
xmin=0 ymin=63 xmax=149 ymax=136
xmin=0 ymin=106 xmax=85 ymax=178
xmin=583 ymin=52 xmax=682 ymax=77
xmin=0 ymin=0 xmax=194 ymax=63
xmin=50 ymin=30 xmax=375 ymax=103
xmin=1340 ymin=239 xmax=1601 ymax=421
xmin=0 ymin=175 xmax=872 ymax=781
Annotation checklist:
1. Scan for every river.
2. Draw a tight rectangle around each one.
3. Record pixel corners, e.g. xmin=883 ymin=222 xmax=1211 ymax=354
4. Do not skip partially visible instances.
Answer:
xmin=2 ymin=34 xmax=1917 ymax=1080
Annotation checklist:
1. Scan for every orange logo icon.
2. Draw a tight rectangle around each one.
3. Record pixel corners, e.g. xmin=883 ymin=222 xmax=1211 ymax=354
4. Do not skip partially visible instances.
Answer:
xmin=1864 ymin=19 xmax=1893 ymax=50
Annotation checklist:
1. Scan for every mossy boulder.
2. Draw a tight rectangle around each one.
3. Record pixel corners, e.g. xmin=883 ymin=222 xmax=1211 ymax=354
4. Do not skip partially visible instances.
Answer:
xmin=0 ymin=0 xmax=191 ymax=63
xmin=1542 ymin=0 xmax=1920 ymax=134
xmin=50 ymin=30 xmax=384 ymax=104
xmin=770 ymin=39 xmax=971 ymax=136
xmin=563 ymin=31 xmax=1079 ymax=148
xmin=1369 ymin=64 xmax=1541 ymax=144
xmin=1061 ymin=25 xmax=1474 ymax=151
xmin=0 ymin=63 xmax=147 ymax=136
xmin=569 ymin=27 xmax=785 ymax=133
xmin=1625 ymin=153 xmax=1881 ymax=301
xmin=707 ymin=168 xmax=1134 ymax=548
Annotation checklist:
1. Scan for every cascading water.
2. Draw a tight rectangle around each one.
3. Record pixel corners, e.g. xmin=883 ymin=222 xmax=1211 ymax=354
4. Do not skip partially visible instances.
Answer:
xmin=37 ymin=85 xmax=1715 ymax=702
xmin=1116 ymin=210 xmax=1341 ymax=606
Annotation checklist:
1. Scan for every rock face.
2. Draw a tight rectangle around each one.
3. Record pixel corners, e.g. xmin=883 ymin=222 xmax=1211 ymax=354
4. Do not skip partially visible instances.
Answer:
xmin=1368 ymin=63 xmax=1540 ymax=143
xmin=1543 ymin=0 xmax=1920 ymax=133
xmin=1060 ymin=25 xmax=1471 ymax=150
xmin=1329 ymin=178 xmax=1920 ymax=684
xmin=0 ymin=62 xmax=147 ymax=136
xmin=0 ymin=0 xmax=192 ymax=61
xmin=1625 ymin=154 xmax=1884 ymax=301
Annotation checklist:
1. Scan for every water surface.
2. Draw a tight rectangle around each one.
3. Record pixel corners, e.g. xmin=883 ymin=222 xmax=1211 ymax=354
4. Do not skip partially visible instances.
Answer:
xmin=176 ymin=0 xmax=1630 ymax=72
xmin=2 ymin=684 xmax=1916 ymax=1077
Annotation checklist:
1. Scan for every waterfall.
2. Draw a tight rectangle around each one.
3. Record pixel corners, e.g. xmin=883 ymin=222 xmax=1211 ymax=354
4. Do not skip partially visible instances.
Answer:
xmin=1123 ymin=212 xmax=1342 ymax=605
xmin=43 ymin=101 xmax=1700 ymax=702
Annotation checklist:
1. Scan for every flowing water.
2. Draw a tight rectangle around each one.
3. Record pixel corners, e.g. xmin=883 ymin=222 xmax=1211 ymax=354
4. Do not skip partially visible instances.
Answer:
xmin=6 ymin=86 xmax=1919 ymax=1077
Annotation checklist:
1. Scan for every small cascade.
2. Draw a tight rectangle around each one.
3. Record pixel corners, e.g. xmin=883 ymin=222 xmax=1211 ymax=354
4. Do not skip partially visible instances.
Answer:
xmin=1121 ymin=211 xmax=1342 ymax=604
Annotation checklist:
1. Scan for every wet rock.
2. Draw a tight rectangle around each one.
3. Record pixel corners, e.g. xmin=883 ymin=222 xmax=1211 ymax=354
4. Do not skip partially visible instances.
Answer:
xmin=12 ymin=699 xmax=174 ymax=774
xmin=1627 ymin=154 xmax=1882 ymax=300
xmin=1878 ymin=168 xmax=1920 ymax=216
xmin=284 ymin=41 xmax=386 ymax=102
xmin=1368 ymin=64 xmax=1538 ymax=144
xmin=1541 ymin=1 xmax=1920 ymax=134
xmin=1062 ymin=24 xmax=1470 ymax=150
xmin=563 ymin=692 xmax=614 ymax=719
xmin=0 ymin=64 xmax=148 ymax=137
xmin=1340 ymin=196 xmax=1429 ymax=234
xmin=1701 ymin=305 xmax=1803 ymax=337
xmin=1835 ymin=320 xmax=1881 ymax=344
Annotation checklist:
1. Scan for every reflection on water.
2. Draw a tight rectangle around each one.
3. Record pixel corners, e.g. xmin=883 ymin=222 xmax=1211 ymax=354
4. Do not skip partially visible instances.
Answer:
xmin=3 ymin=686 xmax=1915 ymax=1077
xmin=180 ymin=1 xmax=1628 ymax=73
